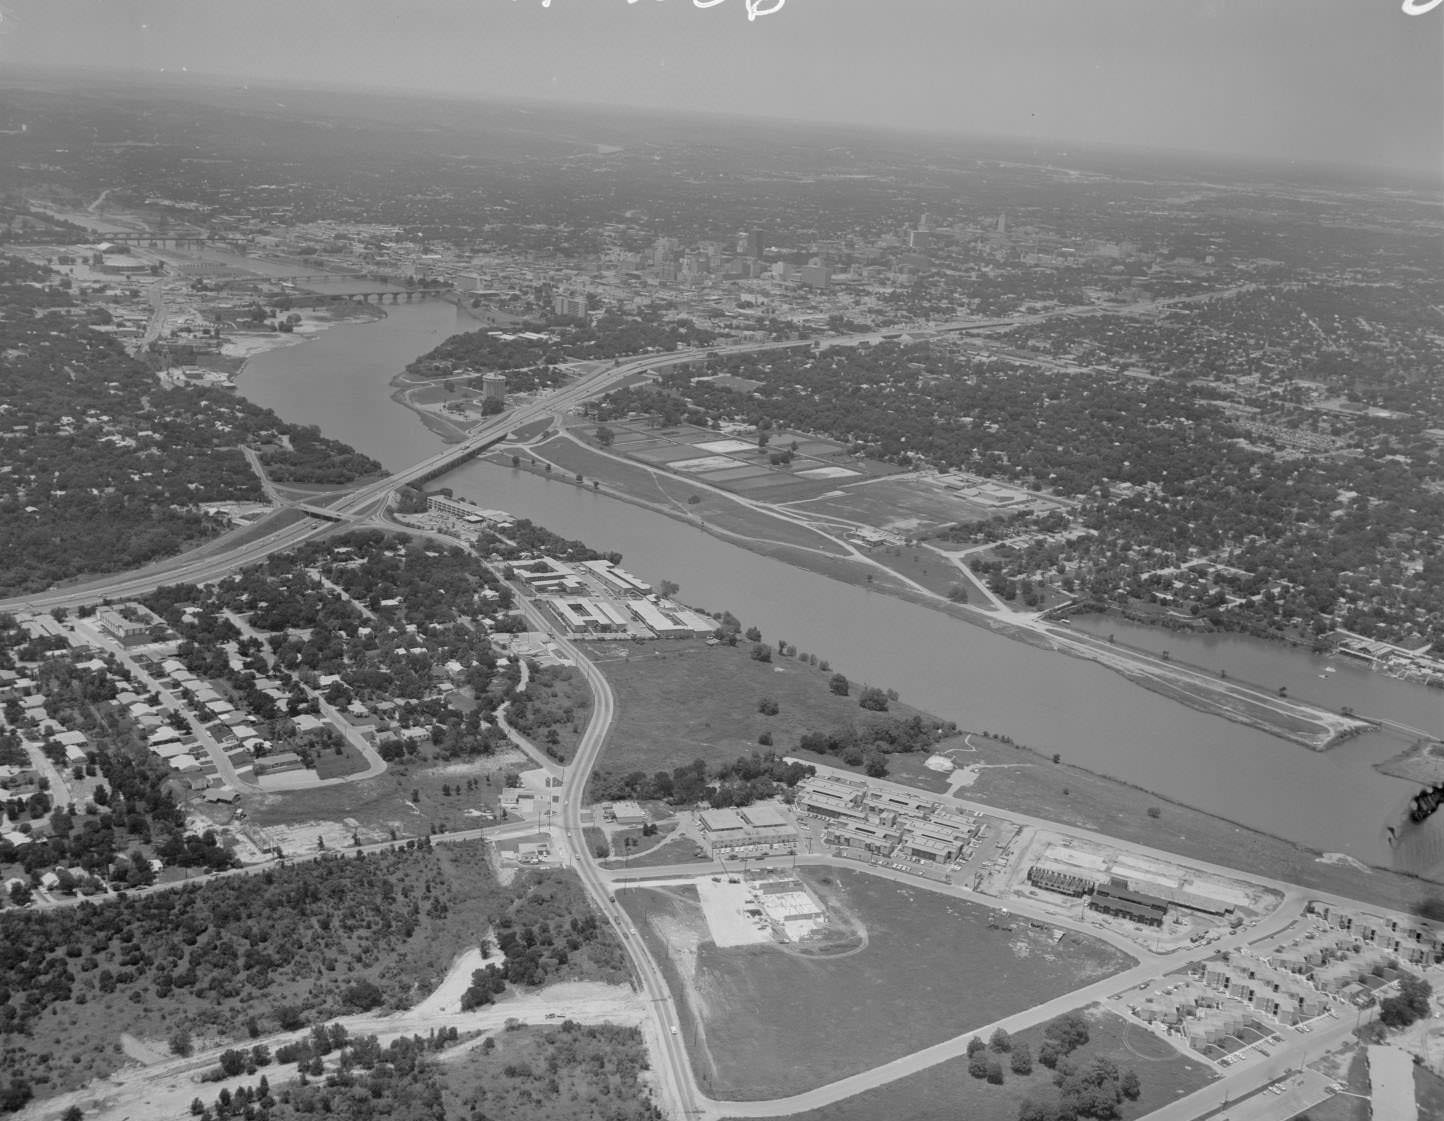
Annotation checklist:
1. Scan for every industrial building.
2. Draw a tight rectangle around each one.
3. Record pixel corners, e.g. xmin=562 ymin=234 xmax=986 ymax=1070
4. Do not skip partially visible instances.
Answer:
xmin=698 ymin=803 xmax=799 ymax=857
xmin=1027 ymin=864 xmax=1094 ymax=897
xmin=549 ymin=597 xmax=629 ymax=633
xmin=1089 ymin=879 xmax=1169 ymax=926
xmin=751 ymin=875 xmax=825 ymax=941
xmin=605 ymin=801 xmax=648 ymax=826
xmin=797 ymin=775 xmax=868 ymax=820
xmin=580 ymin=559 xmax=653 ymax=596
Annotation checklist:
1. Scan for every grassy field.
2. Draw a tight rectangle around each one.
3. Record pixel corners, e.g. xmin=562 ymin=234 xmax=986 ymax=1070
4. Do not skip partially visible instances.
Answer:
xmin=440 ymin=1022 xmax=661 ymax=1121
xmin=759 ymin=1006 xmax=1215 ymax=1121
xmin=1287 ymin=1047 xmax=1370 ymax=1121
xmin=509 ymin=663 xmax=592 ymax=763
xmin=532 ymin=435 xmax=854 ymax=555
xmin=243 ymin=751 xmax=518 ymax=843
xmin=311 ymin=736 xmax=372 ymax=779
xmin=619 ymin=867 xmax=1134 ymax=1100
xmin=864 ymin=541 xmax=980 ymax=600
xmin=588 ymin=637 xmax=939 ymax=795
xmin=1415 ymin=1064 xmax=1444 ymax=1121
xmin=781 ymin=476 xmax=1001 ymax=534
xmin=601 ymin=834 xmax=708 ymax=871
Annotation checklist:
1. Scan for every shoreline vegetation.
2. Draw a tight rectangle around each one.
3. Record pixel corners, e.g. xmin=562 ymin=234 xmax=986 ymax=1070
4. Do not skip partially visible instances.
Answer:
xmin=227 ymin=302 xmax=388 ymax=376
xmin=473 ymin=432 xmax=1370 ymax=754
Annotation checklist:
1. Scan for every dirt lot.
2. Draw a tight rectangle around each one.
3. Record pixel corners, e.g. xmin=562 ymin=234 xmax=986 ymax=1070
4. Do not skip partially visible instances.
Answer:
xmin=620 ymin=867 xmax=1133 ymax=1100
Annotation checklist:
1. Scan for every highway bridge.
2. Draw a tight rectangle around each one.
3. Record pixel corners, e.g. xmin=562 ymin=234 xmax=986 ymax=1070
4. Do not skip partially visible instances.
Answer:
xmin=6 ymin=230 xmax=244 ymax=249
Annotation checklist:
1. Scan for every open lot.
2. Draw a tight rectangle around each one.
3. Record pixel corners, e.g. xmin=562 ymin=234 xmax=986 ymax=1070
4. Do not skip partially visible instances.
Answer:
xmin=760 ymin=1005 xmax=1216 ymax=1121
xmin=518 ymin=437 xmax=853 ymax=556
xmin=620 ymin=867 xmax=1134 ymax=1100
xmin=311 ymin=736 xmax=373 ymax=779
xmin=781 ymin=475 xmax=1011 ymax=535
xmin=242 ymin=752 xmax=518 ymax=844
xmin=588 ymin=638 xmax=941 ymax=796
xmin=583 ymin=418 xmax=902 ymax=503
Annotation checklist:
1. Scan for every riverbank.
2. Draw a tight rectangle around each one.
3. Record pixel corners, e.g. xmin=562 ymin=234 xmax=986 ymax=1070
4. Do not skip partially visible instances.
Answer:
xmin=1377 ymin=739 xmax=1444 ymax=785
xmin=483 ymin=432 xmax=1370 ymax=755
xmin=226 ymin=304 xmax=387 ymax=371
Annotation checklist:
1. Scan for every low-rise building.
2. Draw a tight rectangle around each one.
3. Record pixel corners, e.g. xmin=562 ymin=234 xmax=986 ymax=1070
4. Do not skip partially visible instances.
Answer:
xmin=1089 ymin=879 xmax=1169 ymax=926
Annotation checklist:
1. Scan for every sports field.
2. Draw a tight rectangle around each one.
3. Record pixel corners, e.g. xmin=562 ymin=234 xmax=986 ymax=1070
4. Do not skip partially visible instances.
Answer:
xmin=588 ymin=419 xmax=902 ymax=503
xmin=620 ymin=867 xmax=1134 ymax=1100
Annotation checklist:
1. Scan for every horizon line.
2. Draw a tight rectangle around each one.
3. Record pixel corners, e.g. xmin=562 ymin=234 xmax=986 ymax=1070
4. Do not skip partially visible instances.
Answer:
xmin=5 ymin=61 xmax=1442 ymax=191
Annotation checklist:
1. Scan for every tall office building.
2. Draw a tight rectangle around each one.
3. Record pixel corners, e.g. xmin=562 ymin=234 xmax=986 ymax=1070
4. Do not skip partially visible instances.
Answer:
xmin=480 ymin=372 xmax=507 ymax=403
xmin=737 ymin=230 xmax=762 ymax=258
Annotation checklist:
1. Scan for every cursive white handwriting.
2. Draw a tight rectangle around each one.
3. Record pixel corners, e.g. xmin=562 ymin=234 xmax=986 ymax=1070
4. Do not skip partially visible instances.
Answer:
xmin=516 ymin=0 xmax=787 ymax=17
xmin=1402 ymin=0 xmax=1442 ymax=14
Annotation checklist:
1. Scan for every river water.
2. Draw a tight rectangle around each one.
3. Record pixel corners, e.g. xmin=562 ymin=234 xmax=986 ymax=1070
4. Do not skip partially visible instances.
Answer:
xmin=235 ymin=302 xmax=1444 ymax=870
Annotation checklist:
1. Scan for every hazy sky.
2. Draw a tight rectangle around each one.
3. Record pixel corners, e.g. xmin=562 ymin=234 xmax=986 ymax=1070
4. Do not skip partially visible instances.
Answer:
xmin=5 ymin=0 xmax=1441 ymax=177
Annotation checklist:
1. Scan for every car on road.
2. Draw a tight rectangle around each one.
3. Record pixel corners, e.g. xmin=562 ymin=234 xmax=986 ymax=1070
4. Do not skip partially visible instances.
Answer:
xmin=670 ymin=1025 xmax=678 ymax=1035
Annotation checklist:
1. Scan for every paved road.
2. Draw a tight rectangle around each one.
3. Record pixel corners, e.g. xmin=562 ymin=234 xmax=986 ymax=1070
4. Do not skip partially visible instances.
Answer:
xmin=515 ymin=594 xmax=704 ymax=1119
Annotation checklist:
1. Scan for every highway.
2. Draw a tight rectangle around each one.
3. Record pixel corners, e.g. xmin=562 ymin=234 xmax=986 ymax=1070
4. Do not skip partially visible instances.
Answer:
xmin=0 ymin=289 xmax=1260 ymax=618
xmin=0 ymin=346 xmax=692 ymax=613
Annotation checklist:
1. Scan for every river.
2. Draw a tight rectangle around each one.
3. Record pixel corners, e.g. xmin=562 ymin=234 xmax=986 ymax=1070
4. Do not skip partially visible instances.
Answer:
xmin=234 ymin=301 xmax=1443 ymax=870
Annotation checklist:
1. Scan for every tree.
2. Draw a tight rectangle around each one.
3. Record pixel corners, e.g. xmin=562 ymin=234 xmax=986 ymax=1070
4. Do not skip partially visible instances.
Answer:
xmin=1010 ymin=1042 xmax=1033 ymax=1075
xmin=986 ymin=1059 xmax=1005 ymax=1085
xmin=595 ymin=425 xmax=615 ymax=447
xmin=744 ymin=625 xmax=762 ymax=642
xmin=968 ymin=1051 xmax=991 ymax=1079
xmin=990 ymin=1027 xmax=1013 ymax=1053
xmin=966 ymin=1035 xmax=986 ymax=1057
xmin=659 ymin=579 xmax=680 ymax=599
xmin=758 ymin=697 xmax=780 ymax=716
xmin=1044 ymin=1011 xmax=1091 ymax=1053
xmin=750 ymin=643 xmax=772 ymax=663
xmin=342 ymin=978 xmax=383 ymax=1011
xmin=168 ymin=1027 xmax=193 ymax=1057
xmin=857 ymin=686 xmax=889 ymax=711
xmin=829 ymin=673 xmax=850 ymax=696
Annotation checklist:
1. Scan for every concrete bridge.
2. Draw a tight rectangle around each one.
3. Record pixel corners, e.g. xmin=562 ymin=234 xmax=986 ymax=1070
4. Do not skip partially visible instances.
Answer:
xmin=296 ymin=503 xmax=353 ymax=523
xmin=275 ymin=272 xmax=373 ymax=285
xmin=278 ymin=288 xmax=451 ymax=309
